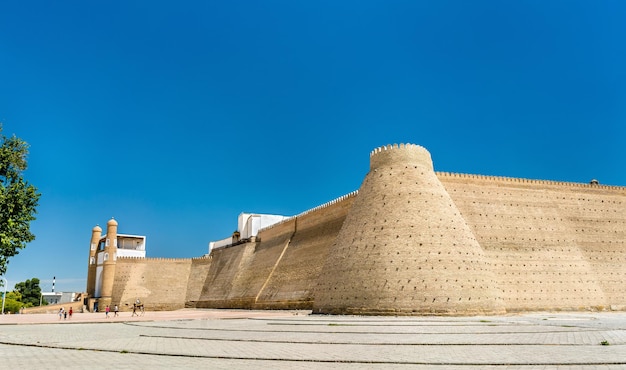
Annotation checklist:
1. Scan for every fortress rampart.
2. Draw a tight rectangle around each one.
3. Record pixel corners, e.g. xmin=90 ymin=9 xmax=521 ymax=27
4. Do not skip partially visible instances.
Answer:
xmin=92 ymin=143 xmax=626 ymax=315
xmin=195 ymin=192 xmax=356 ymax=310
xmin=439 ymin=172 xmax=626 ymax=312
xmin=110 ymin=257 xmax=199 ymax=311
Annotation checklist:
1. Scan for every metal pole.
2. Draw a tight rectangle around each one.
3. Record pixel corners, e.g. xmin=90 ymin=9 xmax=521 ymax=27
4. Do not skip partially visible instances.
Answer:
xmin=1 ymin=277 xmax=7 ymax=315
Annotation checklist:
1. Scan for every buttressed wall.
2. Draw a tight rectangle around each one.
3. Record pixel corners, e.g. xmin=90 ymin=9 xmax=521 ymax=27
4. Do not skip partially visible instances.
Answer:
xmin=102 ymin=143 xmax=626 ymax=315
xmin=195 ymin=192 xmax=356 ymax=310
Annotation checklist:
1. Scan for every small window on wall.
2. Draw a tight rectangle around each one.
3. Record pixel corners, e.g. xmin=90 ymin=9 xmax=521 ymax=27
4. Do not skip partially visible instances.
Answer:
xmin=90 ymin=257 xmax=95 ymax=265
xmin=113 ymin=252 xmax=117 ymax=261
xmin=104 ymin=252 xmax=109 ymax=261
xmin=91 ymin=243 xmax=96 ymax=251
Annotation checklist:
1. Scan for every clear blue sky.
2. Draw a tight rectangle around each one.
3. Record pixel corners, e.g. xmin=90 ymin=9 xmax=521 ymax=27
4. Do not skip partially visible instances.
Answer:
xmin=1 ymin=1 xmax=625 ymax=293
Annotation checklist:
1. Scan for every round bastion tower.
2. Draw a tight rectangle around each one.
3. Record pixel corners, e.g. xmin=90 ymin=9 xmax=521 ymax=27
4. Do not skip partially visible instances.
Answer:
xmin=313 ymin=143 xmax=505 ymax=315
xmin=86 ymin=225 xmax=102 ymax=297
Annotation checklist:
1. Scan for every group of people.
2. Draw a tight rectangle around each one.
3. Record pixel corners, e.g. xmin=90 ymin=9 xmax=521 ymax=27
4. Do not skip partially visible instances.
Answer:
xmin=56 ymin=300 xmax=145 ymax=319
xmin=104 ymin=304 xmax=119 ymax=318
xmin=103 ymin=299 xmax=144 ymax=318
xmin=58 ymin=307 xmax=73 ymax=320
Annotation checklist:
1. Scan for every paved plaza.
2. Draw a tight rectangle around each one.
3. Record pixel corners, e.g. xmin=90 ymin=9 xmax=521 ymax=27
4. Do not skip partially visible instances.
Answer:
xmin=1 ymin=309 xmax=626 ymax=369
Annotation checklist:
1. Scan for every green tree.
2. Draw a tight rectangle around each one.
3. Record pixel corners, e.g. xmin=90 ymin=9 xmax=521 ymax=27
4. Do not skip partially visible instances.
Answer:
xmin=2 ymin=290 xmax=24 ymax=313
xmin=0 ymin=125 xmax=40 ymax=275
xmin=14 ymin=278 xmax=45 ymax=307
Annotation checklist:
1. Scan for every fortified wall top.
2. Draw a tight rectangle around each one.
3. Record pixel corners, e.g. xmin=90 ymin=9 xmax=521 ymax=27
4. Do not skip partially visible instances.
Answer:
xmin=369 ymin=143 xmax=433 ymax=171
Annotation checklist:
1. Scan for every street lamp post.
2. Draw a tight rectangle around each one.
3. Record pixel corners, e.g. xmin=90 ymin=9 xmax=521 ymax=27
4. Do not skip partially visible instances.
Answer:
xmin=1 ymin=277 xmax=7 ymax=315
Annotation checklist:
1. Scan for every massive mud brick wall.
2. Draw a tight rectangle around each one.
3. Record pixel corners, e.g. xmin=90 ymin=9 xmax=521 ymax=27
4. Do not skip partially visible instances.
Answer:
xmin=185 ymin=257 xmax=213 ymax=306
xmin=255 ymin=194 xmax=355 ymax=308
xmin=109 ymin=143 xmax=625 ymax=315
xmin=440 ymin=173 xmax=626 ymax=312
xmin=195 ymin=192 xmax=356 ymax=309
xmin=111 ymin=257 xmax=196 ymax=311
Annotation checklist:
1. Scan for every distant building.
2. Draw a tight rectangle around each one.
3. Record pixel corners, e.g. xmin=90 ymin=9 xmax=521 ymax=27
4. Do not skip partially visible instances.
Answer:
xmin=41 ymin=291 xmax=78 ymax=305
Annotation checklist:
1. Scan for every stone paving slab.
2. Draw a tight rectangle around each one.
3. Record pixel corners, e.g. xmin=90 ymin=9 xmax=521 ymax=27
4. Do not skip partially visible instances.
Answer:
xmin=1 ymin=309 xmax=626 ymax=369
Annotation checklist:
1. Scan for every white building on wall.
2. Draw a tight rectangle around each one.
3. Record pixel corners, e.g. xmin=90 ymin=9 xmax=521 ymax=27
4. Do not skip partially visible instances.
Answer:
xmin=115 ymin=234 xmax=147 ymax=258
xmin=238 ymin=213 xmax=288 ymax=239
xmin=208 ymin=213 xmax=290 ymax=253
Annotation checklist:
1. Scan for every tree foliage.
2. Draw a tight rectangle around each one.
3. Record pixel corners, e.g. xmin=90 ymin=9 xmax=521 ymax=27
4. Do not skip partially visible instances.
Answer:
xmin=14 ymin=277 xmax=45 ymax=307
xmin=2 ymin=290 xmax=23 ymax=313
xmin=0 ymin=125 xmax=40 ymax=276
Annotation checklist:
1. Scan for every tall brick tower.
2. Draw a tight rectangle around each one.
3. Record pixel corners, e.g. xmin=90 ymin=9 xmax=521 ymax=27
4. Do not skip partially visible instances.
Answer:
xmin=86 ymin=225 xmax=102 ymax=297
xmin=313 ymin=143 xmax=505 ymax=315
xmin=98 ymin=218 xmax=118 ymax=308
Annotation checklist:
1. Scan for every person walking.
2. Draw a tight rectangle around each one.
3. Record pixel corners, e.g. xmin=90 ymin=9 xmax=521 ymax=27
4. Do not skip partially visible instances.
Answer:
xmin=105 ymin=305 xmax=110 ymax=318
xmin=58 ymin=308 xmax=64 ymax=320
xmin=69 ymin=307 xmax=73 ymax=319
xmin=114 ymin=305 xmax=119 ymax=317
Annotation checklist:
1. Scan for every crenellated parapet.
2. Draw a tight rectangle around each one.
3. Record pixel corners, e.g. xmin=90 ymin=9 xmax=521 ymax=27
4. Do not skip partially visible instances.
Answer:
xmin=256 ymin=191 xmax=359 ymax=234
xmin=369 ymin=143 xmax=433 ymax=171
xmin=296 ymin=191 xmax=359 ymax=218
xmin=187 ymin=256 xmax=213 ymax=260
xmin=436 ymin=171 xmax=626 ymax=191
xmin=118 ymin=256 xmax=193 ymax=262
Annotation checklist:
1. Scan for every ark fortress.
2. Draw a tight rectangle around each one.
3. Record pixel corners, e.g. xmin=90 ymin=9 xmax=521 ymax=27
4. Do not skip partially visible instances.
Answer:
xmin=86 ymin=144 xmax=626 ymax=315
